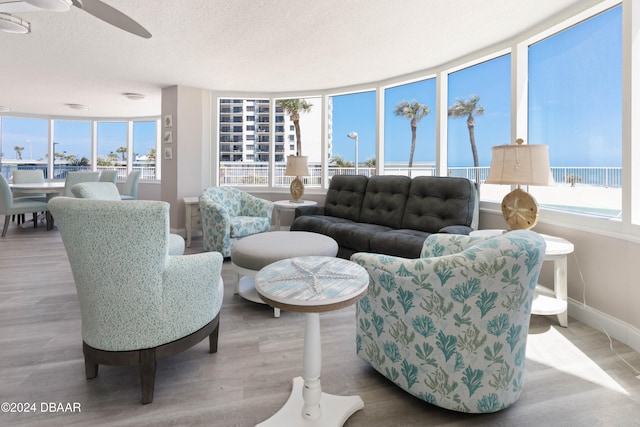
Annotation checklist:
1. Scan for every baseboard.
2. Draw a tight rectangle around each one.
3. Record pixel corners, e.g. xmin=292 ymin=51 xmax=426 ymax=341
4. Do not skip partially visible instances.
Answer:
xmin=568 ymin=298 xmax=640 ymax=354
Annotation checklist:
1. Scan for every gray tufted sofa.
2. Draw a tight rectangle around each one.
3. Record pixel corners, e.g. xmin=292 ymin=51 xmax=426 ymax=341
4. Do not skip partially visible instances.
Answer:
xmin=290 ymin=175 xmax=478 ymax=259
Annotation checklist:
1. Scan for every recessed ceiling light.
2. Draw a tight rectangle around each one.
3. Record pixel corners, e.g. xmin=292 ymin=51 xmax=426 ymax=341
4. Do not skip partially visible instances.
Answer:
xmin=23 ymin=0 xmax=72 ymax=12
xmin=65 ymin=103 xmax=89 ymax=111
xmin=123 ymin=92 xmax=146 ymax=101
xmin=0 ymin=13 xmax=31 ymax=34
xmin=0 ymin=106 xmax=11 ymax=112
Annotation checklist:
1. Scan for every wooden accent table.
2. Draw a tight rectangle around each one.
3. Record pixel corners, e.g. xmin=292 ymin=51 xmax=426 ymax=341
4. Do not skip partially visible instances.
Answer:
xmin=255 ymin=256 xmax=368 ymax=426
xmin=183 ymin=196 xmax=202 ymax=247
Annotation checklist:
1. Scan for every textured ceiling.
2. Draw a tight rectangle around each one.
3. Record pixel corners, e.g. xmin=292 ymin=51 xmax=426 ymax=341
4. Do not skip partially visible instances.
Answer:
xmin=0 ymin=0 xmax=601 ymax=118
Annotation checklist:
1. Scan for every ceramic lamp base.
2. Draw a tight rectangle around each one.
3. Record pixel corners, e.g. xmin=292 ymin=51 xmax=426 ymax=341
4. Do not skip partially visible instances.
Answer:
xmin=289 ymin=177 xmax=304 ymax=203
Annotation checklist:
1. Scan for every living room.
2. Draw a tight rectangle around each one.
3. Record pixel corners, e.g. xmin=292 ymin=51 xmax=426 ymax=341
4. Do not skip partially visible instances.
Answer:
xmin=2 ymin=0 xmax=640 ymax=425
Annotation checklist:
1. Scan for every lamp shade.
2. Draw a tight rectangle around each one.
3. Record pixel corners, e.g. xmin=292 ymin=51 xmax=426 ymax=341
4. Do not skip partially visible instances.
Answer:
xmin=485 ymin=143 xmax=554 ymax=186
xmin=285 ymin=155 xmax=309 ymax=177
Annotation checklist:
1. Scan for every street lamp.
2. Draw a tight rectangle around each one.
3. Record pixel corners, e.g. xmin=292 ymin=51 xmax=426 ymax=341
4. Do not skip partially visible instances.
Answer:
xmin=347 ymin=131 xmax=358 ymax=176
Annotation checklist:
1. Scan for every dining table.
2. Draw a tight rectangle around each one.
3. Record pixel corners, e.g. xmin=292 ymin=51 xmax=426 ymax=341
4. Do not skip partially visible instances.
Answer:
xmin=9 ymin=181 xmax=66 ymax=230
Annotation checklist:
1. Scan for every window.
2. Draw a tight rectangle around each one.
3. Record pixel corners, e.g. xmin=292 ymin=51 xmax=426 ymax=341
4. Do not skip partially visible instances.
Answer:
xmin=448 ymin=54 xmax=511 ymax=198
xmin=0 ymin=117 xmax=48 ymax=179
xmin=218 ymin=98 xmax=269 ymax=186
xmin=330 ymin=91 xmax=376 ymax=176
xmin=97 ymin=122 xmax=127 ymax=170
xmin=52 ymin=120 xmax=92 ymax=178
xmin=528 ymin=6 xmax=622 ymax=218
xmin=384 ymin=79 xmax=436 ymax=177
xmin=133 ymin=121 xmax=158 ymax=180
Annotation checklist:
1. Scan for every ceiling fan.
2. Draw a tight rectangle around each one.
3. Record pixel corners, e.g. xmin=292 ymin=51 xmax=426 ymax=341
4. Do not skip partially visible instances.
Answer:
xmin=0 ymin=0 xmax=151 ymax=38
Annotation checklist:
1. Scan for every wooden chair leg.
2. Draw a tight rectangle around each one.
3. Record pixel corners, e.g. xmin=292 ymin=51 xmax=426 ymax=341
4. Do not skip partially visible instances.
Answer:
xmin=209 ymin=321 xmax=220 ymax=354
xmin=32 ymin=212 xmax=38 ymax=228
xmin=84 ymin=357 xmax=99 ymax=379
xmin=139 ymin=349 xmax=156 ymax=404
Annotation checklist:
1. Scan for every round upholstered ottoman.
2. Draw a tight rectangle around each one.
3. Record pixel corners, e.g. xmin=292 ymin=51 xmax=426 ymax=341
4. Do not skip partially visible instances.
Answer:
xmin=231 ymin=231 xmax=338 ymax=317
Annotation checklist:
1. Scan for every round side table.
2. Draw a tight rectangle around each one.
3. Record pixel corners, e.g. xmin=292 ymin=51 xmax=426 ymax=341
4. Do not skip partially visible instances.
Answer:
xmin=273 ymin=200 xmax=317 ymax=230
xmin=470 ymin=229 xmax=574 ymax=327
xmin=255 ymin=256 xmax=368 ymax=426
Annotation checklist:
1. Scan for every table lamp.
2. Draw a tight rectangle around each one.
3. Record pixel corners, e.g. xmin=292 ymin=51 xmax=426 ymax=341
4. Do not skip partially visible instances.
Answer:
xmin=485 ymin=138 xmax=554 ymax=230
xmin=285 ymin=155 xmax=309 ymax=203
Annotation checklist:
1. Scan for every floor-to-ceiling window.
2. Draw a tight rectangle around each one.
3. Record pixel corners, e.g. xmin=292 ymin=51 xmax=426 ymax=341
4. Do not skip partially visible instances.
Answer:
xmin=384 ymin=79 xmax=436 ymax=177
xmin=528 ymin=5 xmax=622 ymax=218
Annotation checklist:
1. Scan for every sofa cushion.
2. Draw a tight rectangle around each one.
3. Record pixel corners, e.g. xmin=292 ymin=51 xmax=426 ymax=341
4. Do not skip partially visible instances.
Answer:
xmin=290 ymin=214 xmax=354 ymax=235
xmin=369 ymin=229 xmax=430 ymax=259
xmin=324 ymin=174 xmax=368 ymax=221
xmin=359 ymin=175 xmax=411 ymax=228
xmin=402 ymin=176 xmax=477 ymax=232
xmin=325 ymin=222 xmax=391 ymax=253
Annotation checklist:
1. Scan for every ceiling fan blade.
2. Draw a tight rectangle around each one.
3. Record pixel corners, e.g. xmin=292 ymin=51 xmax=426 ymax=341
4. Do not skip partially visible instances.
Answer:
xmin=72 ymin=0 xmax=151 ymax=38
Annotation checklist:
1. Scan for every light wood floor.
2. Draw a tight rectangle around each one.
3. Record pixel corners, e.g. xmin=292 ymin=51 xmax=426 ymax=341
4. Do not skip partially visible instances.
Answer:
xmin=2 ymin=222 xmax=640 ymax=426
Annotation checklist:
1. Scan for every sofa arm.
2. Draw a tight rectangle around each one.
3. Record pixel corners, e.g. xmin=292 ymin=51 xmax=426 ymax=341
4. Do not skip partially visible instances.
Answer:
xmin=294 ymin=205 xmax=325 ymax=218
xmin=438 ymin=225 xmax=474 ymax=235
xmin=161 ymin=252 xmax=224 ymax=343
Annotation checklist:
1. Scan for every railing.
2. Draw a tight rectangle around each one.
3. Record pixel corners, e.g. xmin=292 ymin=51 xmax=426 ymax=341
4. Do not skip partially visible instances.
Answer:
xmin=1 ymin=164 xmax=157 ymax=181
xmin=218 ymin=163 xmax=622 ymax=188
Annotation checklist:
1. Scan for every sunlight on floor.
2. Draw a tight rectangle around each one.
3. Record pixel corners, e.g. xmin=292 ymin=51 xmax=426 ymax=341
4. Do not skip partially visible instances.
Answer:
xmin=526 ymin=326 xmax=629 ymax=395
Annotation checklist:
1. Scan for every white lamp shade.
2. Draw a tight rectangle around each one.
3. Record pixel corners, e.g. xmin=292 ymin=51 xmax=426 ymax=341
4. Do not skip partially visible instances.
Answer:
xmin=486 ymin=144 xmax=555 ymax=186
xmin=285 ymin=155 xmax=309 ymax=177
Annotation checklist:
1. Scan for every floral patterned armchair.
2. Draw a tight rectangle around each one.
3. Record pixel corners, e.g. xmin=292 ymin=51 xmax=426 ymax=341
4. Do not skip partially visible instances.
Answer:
xmin=351 ymin=230 xmax=546 ymax=413
xmin=200 ymin=187 xmax=274 ymax=257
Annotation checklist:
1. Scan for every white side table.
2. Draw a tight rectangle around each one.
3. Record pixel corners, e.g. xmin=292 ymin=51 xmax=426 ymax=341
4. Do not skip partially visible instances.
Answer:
xmin=183 ymin=197 xmax=202 ymax=247
xmin=273 ymin=200 xmax=317 ymax=230
xmin=469 ymin=229 xmax=574 ymax=327
xmin=255 ymin=256 xmax=368 ymax=426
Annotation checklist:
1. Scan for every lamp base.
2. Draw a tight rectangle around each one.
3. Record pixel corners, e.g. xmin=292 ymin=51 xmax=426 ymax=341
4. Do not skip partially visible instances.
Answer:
xmin=501 ymin=188 xmax=539 ymax=230
xmin=289 ymin=177 xmax=305 ymax=203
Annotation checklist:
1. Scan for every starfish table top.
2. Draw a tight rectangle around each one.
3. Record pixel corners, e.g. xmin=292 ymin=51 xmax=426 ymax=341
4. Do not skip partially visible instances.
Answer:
xmin=255 ymin=256 xmax=368 ymax=308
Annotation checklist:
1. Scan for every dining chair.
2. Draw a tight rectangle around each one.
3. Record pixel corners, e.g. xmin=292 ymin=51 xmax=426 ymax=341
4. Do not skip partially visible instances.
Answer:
xmin=12 ymin=169 xmax=46 ymax=224
xmin=99 ymin=170 xmax=118 ymax=184
xmin=63 ymin=171 xmax=100 ymax=197
xmin=120 ymin=170 xmax=141 ymax=200
xmin=0 ymin=174 xmax=50 ymax=237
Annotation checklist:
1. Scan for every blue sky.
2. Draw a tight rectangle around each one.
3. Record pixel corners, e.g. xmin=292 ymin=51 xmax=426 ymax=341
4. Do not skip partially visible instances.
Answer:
xmin=1 ymin=6 xmax=621 ymax=170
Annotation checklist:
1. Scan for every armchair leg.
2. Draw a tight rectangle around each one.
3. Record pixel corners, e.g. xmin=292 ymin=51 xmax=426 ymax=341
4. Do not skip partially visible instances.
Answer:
xmin=84 ymin=357 xmax=99 ymax=379
xmin=139 ymin=349 xmax=156 ymax=404
xmin=32 ymin=212 xmax=38 ymax=228
xmin=209 ymin=321 xmax=220 ymax=354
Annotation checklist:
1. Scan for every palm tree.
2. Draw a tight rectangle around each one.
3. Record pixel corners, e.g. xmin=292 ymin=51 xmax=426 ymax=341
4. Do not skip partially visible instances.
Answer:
xmin=276 ymin=99 xmax=313 ymax=156
xmin=116 ymin=146 xmax=127 ymax=162
xmin=448 ymin=95 xmax=485 ymax=186
xmin=14 ymin=146 xmax=24 ymax=160
xmin=393 ymin=100 xmax=430 ymax=175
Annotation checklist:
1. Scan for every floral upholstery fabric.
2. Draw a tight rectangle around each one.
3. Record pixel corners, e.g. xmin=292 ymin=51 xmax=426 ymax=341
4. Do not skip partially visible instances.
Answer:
xmin=48 ymin=197 xmax=224 ymax=352
xmin=351 ymin=230 xmax=546 ymax=413
xmin=199 ymin=187 xmax=273 ymax=257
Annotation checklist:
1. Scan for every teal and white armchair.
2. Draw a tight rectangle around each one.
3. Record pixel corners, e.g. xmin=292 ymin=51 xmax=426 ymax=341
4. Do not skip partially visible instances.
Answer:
xmin=48 ymin=197 xmax=224 ymax=404
xmin=200 ymin=187 xmax=273 ymax=257
xmin=351 ymin=230 xmax=546 ymax=413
